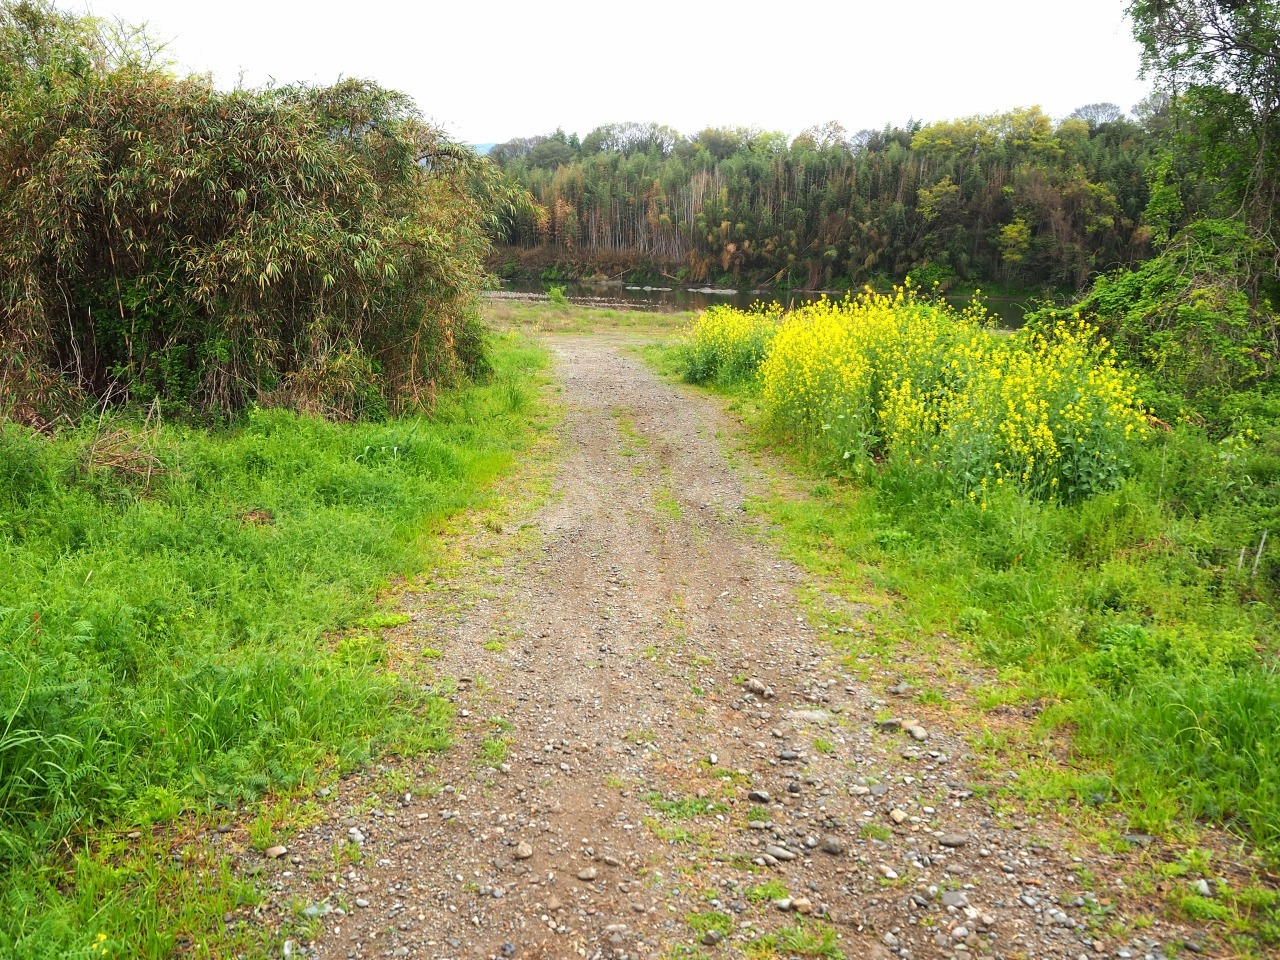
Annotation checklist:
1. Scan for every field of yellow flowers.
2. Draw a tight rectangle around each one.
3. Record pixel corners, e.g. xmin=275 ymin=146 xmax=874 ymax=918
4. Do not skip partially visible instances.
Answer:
xmin=686 ymin=286 xmax=1146 ymax=500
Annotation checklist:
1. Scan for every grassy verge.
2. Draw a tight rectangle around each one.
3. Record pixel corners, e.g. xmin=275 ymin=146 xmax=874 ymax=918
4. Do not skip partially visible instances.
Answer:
xmin=749 ymin=432 xmax=1280 ymax=947
xmin=0 ymin=334 xmax=548 ymax=959
xmin=754 ymin=443 xmax=1280 ymax=832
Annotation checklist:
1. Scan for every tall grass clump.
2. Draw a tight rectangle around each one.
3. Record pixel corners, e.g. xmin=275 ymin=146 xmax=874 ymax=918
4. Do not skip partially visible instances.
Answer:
xmin=0 ymin=339 xmax=545 ymax=957
xmin=756 ymin=287 xmax=1147 ymax=498
xmin=682 ymin=303 xmax=782 ymax=386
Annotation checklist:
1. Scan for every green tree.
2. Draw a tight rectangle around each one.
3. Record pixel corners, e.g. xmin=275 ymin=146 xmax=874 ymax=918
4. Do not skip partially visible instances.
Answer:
xmin=1069 ymin=102 xmax=1126 ymax=132
xmin=792 ymin=121 xmax=850 ymax=152
xmin=999 ymin=218 xmax=1032 ymax=277
xmin=1128 ymin=1 xmax=1280 ymax=243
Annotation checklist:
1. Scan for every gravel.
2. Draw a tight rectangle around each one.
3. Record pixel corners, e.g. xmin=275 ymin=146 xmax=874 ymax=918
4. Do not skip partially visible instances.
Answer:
xmin=235 ymin=335 xmax=1223 ymax=960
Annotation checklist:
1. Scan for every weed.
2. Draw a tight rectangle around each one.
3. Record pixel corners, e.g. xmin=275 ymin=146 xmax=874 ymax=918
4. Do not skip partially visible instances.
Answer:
xmin=662 ymin=948 xmax=713 ymax=960
xmin=331 ymin=838 xmax=362 ymax=872
xmin=745 ymin=920 xmax=843 ymax=958
xmin=480 ymin=738 xmax=509 ymax=767
xmin=354 ymin=612 xmax=411 ymax=629
xmin=248 ymin=810 xmax=277 ymax=851
xmin=745 ymin=879 xmax=788 ymax=903
xmin=643 ymin=793 xmax=726 ymax=821
xmin=1176 ymin=893 xmax=1232 ymax=922
xmin=655 ymin=486 xmax=684 ymax=520
xmin=644 ymin=819 xmax=697 ymax=845
xmin=684 ymin=910 xmax=734 ymax=936
xmin=914 ymin=688 xmax=947 ymax=706
xmin=376 ymin=768 xmax=412 ymax=798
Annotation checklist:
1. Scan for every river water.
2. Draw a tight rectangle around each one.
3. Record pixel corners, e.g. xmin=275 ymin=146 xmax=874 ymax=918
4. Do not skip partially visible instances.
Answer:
xmin=490 ymin=280 xmax=1032 ymax=328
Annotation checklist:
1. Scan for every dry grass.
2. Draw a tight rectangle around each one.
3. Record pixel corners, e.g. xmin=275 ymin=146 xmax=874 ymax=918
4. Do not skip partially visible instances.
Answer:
xmin=483 ymin=297 xmax=695 ymax=337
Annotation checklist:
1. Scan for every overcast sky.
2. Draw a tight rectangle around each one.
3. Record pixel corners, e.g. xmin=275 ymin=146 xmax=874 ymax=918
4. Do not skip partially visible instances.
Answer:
xmin=77 ymin=0 xmax=1152 ymax=145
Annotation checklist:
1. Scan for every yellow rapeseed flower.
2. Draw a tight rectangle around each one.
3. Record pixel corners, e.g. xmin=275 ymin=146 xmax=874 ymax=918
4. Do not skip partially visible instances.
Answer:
xmin=712 ymin=286 xmax=1144 ymax=499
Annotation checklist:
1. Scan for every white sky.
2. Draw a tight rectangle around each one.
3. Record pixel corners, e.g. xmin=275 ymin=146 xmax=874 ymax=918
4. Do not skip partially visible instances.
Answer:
xmin=77 ymin=0 xmax=1152 ymax=145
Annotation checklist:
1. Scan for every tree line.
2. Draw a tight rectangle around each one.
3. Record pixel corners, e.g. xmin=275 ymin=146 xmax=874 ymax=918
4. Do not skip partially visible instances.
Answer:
xmin=488 ymin=106 xmax=1164 ymax=291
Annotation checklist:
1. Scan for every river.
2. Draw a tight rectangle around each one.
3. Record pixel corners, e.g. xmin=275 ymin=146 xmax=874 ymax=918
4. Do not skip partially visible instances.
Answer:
xmin=489 ymin=280 xmax=1033 ymax=328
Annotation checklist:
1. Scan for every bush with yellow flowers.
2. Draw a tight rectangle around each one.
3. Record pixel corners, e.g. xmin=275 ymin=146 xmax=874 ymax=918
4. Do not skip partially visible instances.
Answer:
xmin=694 ymin=285 xmax=1146 ymax=499
xmin=683 ymin=303 xmax=783 ymax=386
xmin=941 ymin=318 xmax=1146 ymax=499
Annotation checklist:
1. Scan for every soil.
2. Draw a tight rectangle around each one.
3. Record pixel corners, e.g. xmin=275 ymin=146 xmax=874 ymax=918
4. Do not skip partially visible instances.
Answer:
xmin=247 ymin=335 xmax=1217 ymax=960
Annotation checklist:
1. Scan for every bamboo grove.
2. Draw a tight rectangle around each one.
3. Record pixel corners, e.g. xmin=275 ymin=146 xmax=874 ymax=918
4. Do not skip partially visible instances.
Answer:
xmin=0 ymin=1 xmax=517 ymax=423
xmin=489 ymin=109 xmax=1161 ymax=291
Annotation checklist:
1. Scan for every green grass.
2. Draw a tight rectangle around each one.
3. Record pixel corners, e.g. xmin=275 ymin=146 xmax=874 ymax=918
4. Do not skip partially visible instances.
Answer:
xmin=644 ymin=819 xmax=698 ymax=845
xmin=0 ymin=335 xmax=548 ymax=958
xmin=663 ymin=949 xmax=713 ymax=960
xmin=762 ymin=449 xmax=1280 ymax=855
xmin=859 ymin=823 xmax=892 ymax=842
xmin=745 ymin=879 xmax=788 ymax=903
xmin=745 ymin=921 xmax=843 ymax=958
xmin=684 ymin=909 xmax=734 ymax=936
xmin=480 ymin=737 xmax=509 ymax=766
xmin=485 ymin=298 xmax=694 ymax=337
xmin=1149 ymin=850 xmax=1280 ymax=948
xmin=643 ymin=792 xmax=726 ymax=820
xmin=654 ymin=485 xmax=684 ymax=520
xmin=16 ymin=830 xmax=269 ymax=960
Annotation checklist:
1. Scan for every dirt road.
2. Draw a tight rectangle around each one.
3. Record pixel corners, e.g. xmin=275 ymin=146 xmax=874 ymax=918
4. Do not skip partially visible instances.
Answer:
xmin=258 ymin=336 xmax=1204 ymax=960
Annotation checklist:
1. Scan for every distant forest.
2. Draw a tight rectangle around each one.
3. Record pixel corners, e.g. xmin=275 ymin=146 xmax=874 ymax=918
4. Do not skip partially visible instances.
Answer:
xmin=488 ymin=104 xmax=1178 ymax=291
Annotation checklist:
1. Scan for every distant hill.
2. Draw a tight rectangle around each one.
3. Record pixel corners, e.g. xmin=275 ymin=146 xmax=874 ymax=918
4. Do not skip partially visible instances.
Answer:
xmin=471 ymin=143 xmax=496 ymax=156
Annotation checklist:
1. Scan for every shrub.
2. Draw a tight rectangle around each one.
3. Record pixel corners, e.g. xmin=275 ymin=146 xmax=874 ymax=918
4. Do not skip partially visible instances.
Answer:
xmin=753 ymin=287 xmax=1146 ymax=498
xmin=1030 ymin=218 xmax=1280 ymax=428
xmin=0 ymin=1 xmax=518 ymax=421
xmin=682 ymin=303 xmax=781 ymax=386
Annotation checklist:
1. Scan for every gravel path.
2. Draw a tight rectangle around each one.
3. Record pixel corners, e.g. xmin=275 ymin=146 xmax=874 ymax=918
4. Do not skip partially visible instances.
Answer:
xmin=252 ymin=336 xmax=1210 ymax=960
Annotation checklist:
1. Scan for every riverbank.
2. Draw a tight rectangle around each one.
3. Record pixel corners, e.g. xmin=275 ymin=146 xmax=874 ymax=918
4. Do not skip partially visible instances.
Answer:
xmin=488 ymin=280 xmax=1036 ymax=327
